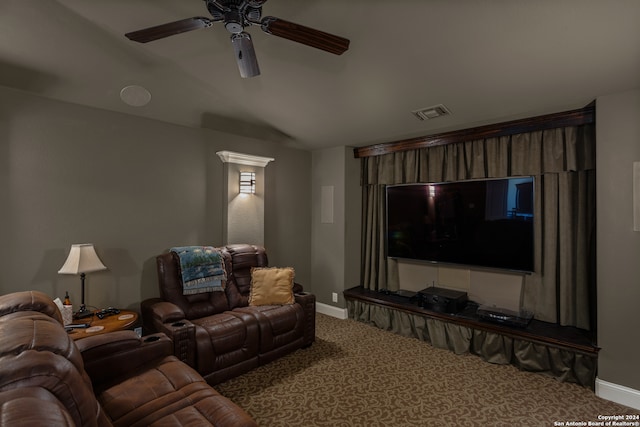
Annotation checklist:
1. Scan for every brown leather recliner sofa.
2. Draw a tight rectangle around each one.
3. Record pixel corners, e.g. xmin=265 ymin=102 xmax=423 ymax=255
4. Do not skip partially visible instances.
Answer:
xmin=141 ymin=244 xmax=316 ymax=385
xmin=0 ymin=290 xmax=257 ymax=427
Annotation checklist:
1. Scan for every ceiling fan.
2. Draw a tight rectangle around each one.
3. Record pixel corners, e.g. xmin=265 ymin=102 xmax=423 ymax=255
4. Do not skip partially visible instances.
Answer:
xmin=125 ymin=0 xmax=350 ymax=78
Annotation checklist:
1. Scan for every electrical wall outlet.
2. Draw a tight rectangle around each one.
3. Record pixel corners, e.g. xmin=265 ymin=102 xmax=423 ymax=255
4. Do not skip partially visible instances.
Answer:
xmin=332 ymin=292 xmax=338 ymax=303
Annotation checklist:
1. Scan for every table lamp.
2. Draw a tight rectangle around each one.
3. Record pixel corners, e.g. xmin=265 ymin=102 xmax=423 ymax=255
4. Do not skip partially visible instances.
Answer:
xmin=58 ymin=243 xmax=107 ymax=319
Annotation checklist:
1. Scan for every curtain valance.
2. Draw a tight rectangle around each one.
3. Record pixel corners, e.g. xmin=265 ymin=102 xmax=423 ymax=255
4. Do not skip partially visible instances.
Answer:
xmin=361 ymin=125 xmax=595 ymax=186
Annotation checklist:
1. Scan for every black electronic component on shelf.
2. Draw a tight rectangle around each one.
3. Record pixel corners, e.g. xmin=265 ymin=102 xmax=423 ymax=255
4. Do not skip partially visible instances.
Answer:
xmin=417 ymin=287 xmax=468 ymax=314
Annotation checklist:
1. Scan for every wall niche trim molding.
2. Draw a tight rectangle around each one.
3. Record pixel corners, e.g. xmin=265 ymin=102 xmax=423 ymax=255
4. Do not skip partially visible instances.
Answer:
xmin=217 ymin=150 xmax=275 ymax=167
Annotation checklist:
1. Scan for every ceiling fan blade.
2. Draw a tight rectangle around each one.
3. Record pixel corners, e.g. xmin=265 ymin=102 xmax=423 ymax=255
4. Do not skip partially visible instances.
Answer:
xmin=125 ymin=17 xmax=213 ymax=43
xmin=260 ymin=17 xmax=349 ymax=55
xmin=231 ymin=32 xmax=261 ymax=78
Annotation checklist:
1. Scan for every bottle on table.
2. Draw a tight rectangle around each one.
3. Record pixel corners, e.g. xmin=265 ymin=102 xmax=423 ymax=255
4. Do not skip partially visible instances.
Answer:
xmin=62 ymin=291 xmax=73 ymax=325
xmin=63 ymin=291 xmax=72 ymax=306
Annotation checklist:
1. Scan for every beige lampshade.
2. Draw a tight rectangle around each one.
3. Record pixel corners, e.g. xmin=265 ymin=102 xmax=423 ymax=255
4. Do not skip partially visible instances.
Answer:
xmin=58 ymin=244 xmax=107 ymax=274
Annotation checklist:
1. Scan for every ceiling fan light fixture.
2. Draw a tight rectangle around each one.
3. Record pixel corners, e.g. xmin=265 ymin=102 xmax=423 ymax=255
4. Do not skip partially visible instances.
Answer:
xmin=125 ymin=1 xmax=349 ymax=77
xmin=225 ymin=22 xmax=244 ymax=33
xmin=231 ymin=32 xmax=260 ymax=78
xmin=224 ymin=10 xmax=244 ymax=34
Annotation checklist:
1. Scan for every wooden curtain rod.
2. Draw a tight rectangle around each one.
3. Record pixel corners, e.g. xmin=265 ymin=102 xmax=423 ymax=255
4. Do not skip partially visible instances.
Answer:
xmin=353 ymin=103 xmax=595 ymax=159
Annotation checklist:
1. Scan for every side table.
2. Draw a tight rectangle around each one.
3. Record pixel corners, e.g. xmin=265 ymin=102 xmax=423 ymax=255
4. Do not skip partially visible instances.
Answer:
xmin=67 ymin=309 xmax=139 ymax=340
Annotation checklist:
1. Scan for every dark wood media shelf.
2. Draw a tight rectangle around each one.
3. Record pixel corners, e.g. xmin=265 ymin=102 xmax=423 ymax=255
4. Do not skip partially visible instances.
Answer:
xmin=343 ymin=286 xmax=598 ymax=357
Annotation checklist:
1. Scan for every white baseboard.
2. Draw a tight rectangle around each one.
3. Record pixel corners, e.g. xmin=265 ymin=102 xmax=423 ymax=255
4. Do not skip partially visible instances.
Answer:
xmin=596 ymin=378 xmax=640 ymax=410
xmin=316 ymin=302 xmax=348 ymax=319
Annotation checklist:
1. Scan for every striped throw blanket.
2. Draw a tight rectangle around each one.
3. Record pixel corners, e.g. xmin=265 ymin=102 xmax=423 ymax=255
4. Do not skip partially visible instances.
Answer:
xmin=170 ymin=246 xmax=226 ymax=295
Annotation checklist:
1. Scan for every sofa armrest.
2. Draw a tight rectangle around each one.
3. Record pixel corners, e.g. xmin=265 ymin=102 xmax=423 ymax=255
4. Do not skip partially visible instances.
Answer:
xmin=293 ymin=282 xmax=304 ymax=294
xmin=77 ymin=330 xmax=173 ymax=389
xmin=295 ymin=292 xmax=316 ymax=346
xmin=156 ymin=319 xmax=197 ymax=367
xmin=141 ymin=298 xmax=185 ymax=327
xmin=140 ymin=298 xmax=196 ymax=367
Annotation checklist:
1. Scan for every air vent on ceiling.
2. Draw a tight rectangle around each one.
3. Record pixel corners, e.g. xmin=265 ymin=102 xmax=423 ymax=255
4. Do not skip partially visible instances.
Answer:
xmin=411 ymin=104 xmax=451 ymax=121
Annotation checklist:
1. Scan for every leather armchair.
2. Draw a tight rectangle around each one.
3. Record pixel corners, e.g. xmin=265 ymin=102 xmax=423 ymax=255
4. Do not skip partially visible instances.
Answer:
xmin=0 ymin=290 xmax=257 ymax=427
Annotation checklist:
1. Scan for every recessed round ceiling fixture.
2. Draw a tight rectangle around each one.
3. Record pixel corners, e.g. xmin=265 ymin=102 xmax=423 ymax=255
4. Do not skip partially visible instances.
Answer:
xmin=120 ymin=85 xmax=151 ymax=107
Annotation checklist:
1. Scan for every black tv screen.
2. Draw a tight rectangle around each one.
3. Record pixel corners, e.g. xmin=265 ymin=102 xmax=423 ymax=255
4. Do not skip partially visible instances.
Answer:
xmin=386 ymin=177 xmax=534 ymax=272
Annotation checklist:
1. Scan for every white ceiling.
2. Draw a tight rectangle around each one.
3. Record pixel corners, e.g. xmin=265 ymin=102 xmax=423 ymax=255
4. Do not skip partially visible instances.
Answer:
xmin=2 ymin=0 xmax=639 ymax=150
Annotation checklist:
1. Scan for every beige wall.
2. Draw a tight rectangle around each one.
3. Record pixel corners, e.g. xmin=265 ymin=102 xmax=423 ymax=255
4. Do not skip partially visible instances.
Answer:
xmin=344 ymin=147 xmax=362 ymax=298
xmin=596 ymin=89 xmax=640 ymax=392
xmin=264 ymin=146 xmax=311 ymax=280
xmin=310 ymin=146 xmax=361 ymax=306
xmin=396 ymin=262 xmax=523 ymax=312
xmin=0 ymin=86 xmax=311 ymax=311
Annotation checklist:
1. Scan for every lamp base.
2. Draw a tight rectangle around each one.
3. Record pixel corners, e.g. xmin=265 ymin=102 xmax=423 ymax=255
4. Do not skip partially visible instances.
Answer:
xmin=74 ymin=305 xmax=94 ymax=319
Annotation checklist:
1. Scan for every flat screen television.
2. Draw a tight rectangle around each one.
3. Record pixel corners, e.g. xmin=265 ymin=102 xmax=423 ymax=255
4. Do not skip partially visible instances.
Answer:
xmin=386 ymin=177 xmax=534 ymax=272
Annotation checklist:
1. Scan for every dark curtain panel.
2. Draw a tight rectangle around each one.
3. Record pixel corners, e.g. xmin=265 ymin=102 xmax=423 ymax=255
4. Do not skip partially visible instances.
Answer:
xmin=360 ymin=125 xmax=595 ymax=329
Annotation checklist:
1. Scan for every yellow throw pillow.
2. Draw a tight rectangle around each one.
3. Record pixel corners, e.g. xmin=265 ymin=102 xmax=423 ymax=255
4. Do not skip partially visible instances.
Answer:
xmin=249 ymin=267 xmax=295 ymax=306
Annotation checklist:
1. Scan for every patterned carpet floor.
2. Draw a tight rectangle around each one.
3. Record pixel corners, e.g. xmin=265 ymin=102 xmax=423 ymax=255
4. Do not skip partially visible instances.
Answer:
xmin=216 ymin=314 xmax=637 ymax=426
